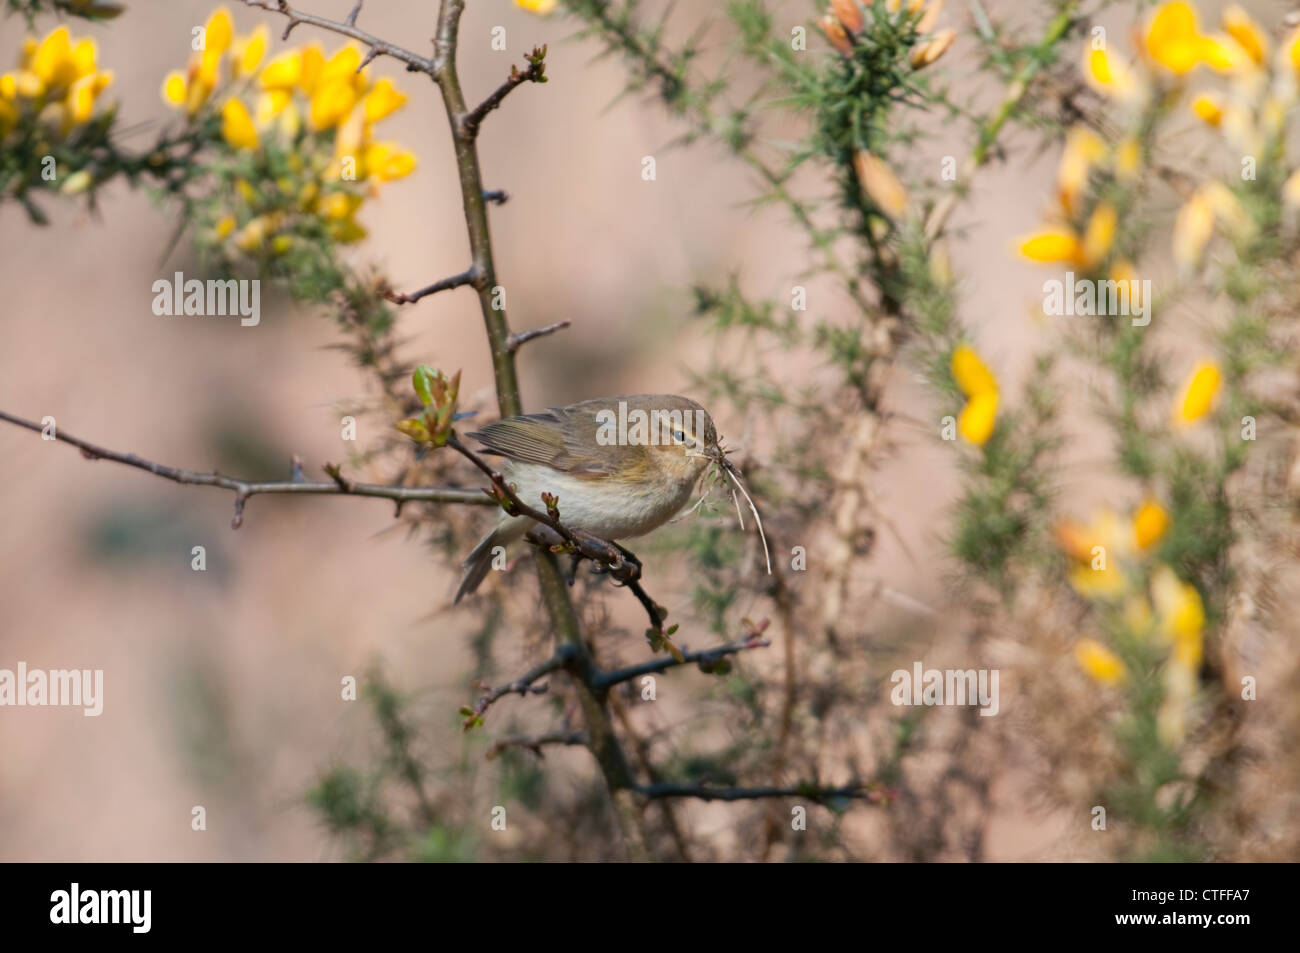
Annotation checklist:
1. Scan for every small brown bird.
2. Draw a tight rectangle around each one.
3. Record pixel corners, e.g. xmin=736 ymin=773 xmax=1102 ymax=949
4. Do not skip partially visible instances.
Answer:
xmin=455 ymin=394 xmax=722 ymax=601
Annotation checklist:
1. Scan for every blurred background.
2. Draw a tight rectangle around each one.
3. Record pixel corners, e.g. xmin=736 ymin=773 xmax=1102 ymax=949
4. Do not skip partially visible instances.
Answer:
xmin=2 ymin=0 xmax=1291 ymax=861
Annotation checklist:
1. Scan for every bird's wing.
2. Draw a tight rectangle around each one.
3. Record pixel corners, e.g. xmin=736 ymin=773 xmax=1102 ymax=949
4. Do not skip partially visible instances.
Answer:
xmin=467 ymin=404 xmax=640 ymax=476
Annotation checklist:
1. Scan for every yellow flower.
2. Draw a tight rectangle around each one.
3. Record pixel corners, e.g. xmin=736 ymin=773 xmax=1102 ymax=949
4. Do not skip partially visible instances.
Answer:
xmin=320 ymin=192 xmax=363 ymax=220
xmin=255 ymin=89 xmax=291 ymax=127
xmin=1113 ymin=136 xmax=1141 ymax=182
xmin=1018 ymin=229 xmax=1083 ymax=266
xmin=1082 ymin=45 xmax=1139 ymax=101
xmin=853 ymin=150 xmax=909 ymax=219
xmin=233 ymin=25 xmax=269 ymax=78
xmin=1200 ymin=34 xmax=1250 ymax=73
xmin=950 ymin=344 xmax=998 ymax=446
xmin=221 ymin=97 xmax=259 ymax=150
xmin=363 ymin=78 xmax=407 ymax=123
xmin=516 ymin=0 xmax=558 ymax=13
xmin=1174 ymin=360 xmax=1220 ymax=425
xmin=1132 ymin=498 xmax=1170 ymax=550
xmin=65 ymin=74 xmax=97 ymax=125
xmin=830 ymin=0 xmax=865 ymax=34
xmin=1081 ymin=202 xmax=1117 ymax=268
xmin=1171 ymin=189 xmax=1215 ymax=272
xmin=1221 ymin=5 xmax=1267 ymax=65
xmin=235 ymin=215 xmax=270 ymax=252
xmin=204 ymin=8 xmax=235 ymax=56
xmin=363 ymin=141 xmax=417 ymax=181
xmin=1075 ymin=638 xmax=1127 ymax=685
xmin=1191 ymin=92 xmax=1223 ymax=126
xmin=1150 ymin=565 xmax=1205 ymax=664
xmin=260 ymin=50 xmax=304 ymax=90
xmin=310 ymin=77 xmax=361 ymax=130
xmin=215 ymin=215 xmax=236 ymax=239
xmin=916 ymin=0 xmax=943 ymax=36
xmin=951 ymin=343 xmax=997 ymax=398
xmin=162 ymin=71 xmax=188 ymax=106
xmin=818 ymin=14 xmax=854 ymax=56
xmin=1057 ymin=126 xmax=1106 ymax=215
xmin=32 ymin=26 xmax=76 ymax=88
xmin=1144 ymin=2 xmax=1205 ymax=75
xmin=957 ymin=389 xmax=997 ymax=445
xmin=910 ymin=28 xmax=955 ymax=70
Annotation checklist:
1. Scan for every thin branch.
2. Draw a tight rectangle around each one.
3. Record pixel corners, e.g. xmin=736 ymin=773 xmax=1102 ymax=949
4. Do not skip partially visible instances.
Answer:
xmin=635 ymin=783 xmax=885 ymax=803
xmin=507 ymin=320 xmax=571 ymax=353
xmin=382 ymin=266 xmax=482 ymax=305
xmin=344 ymin=0 xmax=362 ymax=27
xmin=240 ymin=0 xmax=434 ymax=74
xmin=594 ymin=634 xmax=771 ymax=690
xmin=0 ymin=410 xmax=491 ymax=529
xmin=463 ymin=645 xmax=578 ymax=729
xmin=461 ymin=46 xmax=549 ymax=137
xmin=486 ymin=730 xmax=586 ymax=759
xmin=923 ymin=2 xmax=1080 ymax=244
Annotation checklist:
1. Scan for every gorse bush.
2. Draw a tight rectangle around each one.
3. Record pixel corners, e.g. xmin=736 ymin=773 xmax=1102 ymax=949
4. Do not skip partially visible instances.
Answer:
xmin=4 ymin=0 xmax=1299 ymax=862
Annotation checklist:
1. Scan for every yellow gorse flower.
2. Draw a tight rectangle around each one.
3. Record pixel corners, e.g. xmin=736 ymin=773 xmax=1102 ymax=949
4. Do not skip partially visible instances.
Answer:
xmin=853 ymin=150 xmax=909 ymax=219
xmin=1132 ymin=498 xmax=1170 ymax=550
xmin=221 ymin=97 xmax=259 ymax=150
xmin=1174 ymin=360 xmax=1221 ymax=424
xmin=1075 ymin=638 xmax=1127 ymax=685
xmin=1 ymin=25 xmax=114 ymax=137
xmin=516 ymin=0 xmax=558 ymax=13
xmin=951 ymin=344 xmax=998 ymax=446
xmin=163 ymin=7 xmax=418 ymax=257
xmin=1221 ymin=5 xmax=1267 ymax=66
xmin=1191 ymin=92 xmax=1223 ymax=125
xmin=1057 ymin=125 xmax=1106 ymax=215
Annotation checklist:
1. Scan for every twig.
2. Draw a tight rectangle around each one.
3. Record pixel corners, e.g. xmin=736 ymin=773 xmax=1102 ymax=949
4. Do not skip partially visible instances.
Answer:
xmin=241 ymin=0 xmax=434 ymax=74
xmin=507 ymin=320 xmax=571 ymax=353
xmin=635 ymin=783 xmax=887 ymax=803
xmin=461 ymin=46 xmax=548 ymax=137
xmin=0 ymin=410 xmax=491 ymax=529
xmin=486 ymin=730 xmax=586 ymax=759
xmin=382 ymin=266 xmax=482 ymax=305
xmin=463 ymin=645 xmax=578 ymax=728
xmin=594 ymin=635 xmax=771 ymax=690
xmin=922 ymin=2 xmax=1080 ymax=244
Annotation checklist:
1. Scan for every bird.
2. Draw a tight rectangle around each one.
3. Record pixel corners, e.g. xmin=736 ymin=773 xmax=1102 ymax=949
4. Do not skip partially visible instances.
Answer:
xmin=454 ymin=394 xmax=722 ymax=602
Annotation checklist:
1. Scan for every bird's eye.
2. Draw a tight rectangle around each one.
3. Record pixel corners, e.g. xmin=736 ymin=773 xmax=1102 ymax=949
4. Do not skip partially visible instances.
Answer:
xmin=671 ymin=429 xmax=688 ymax=444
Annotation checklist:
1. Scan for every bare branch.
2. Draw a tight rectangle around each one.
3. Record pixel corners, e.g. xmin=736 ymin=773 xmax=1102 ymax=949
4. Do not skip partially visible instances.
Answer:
xmin=507 ymin=320 xmax=571 ymax=353
xmin=594 ymin=634 xmax=772 ymax=690
xmin=486 ymin=731 xmax=586 ymax=760
xmin=463 ymin=645 xmax=579 ymax=729
xmin=240 ymin=0 xmax=434 ymax=74
xmin=461 ymin=46 xmax=548 ymax=137
xmin=382 ymin=266 xmax=482 ymax=305
xmin=0 ymin=410 xmax=491 ymax=529
xmin=636 ymin=783 xmax=887 ymax=803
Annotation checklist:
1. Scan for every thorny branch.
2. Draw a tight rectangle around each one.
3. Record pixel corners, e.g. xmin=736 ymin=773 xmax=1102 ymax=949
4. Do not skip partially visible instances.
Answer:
xmin=0 ymin=410 xmax=491 ymax=528
xmin=240 ymin=0 xmax=434 ymax=74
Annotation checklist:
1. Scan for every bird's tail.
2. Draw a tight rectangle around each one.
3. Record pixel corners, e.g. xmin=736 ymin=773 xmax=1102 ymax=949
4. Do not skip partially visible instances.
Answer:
xmin=454 ymin=517 xmax=528 ymax=603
